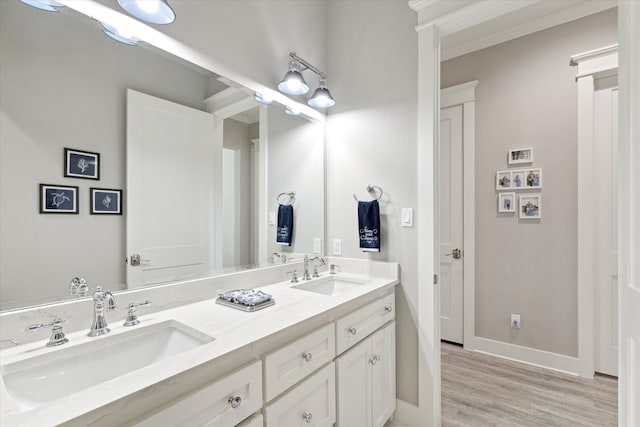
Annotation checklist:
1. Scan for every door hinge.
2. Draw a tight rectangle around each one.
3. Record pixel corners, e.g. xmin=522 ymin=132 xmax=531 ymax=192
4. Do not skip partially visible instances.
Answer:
xmin=434 ymin=274 xmax=438 ymax=285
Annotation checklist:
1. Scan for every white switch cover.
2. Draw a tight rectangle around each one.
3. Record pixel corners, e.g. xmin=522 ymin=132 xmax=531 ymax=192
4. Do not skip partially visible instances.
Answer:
xmin=332 ymin=239 xmax=342 ymax=256
xmin=313 ymin=238 xmax=322 ymax=254
xmin=402 ymin=208 xmax=414 ymax=227
xmin=268 ymin=211 xmax=276 ymax=226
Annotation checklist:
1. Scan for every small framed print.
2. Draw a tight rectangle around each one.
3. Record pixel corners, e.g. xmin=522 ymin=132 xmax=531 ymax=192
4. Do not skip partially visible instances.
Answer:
xmin=496 ymin=170 xmax=512 ymax=190
xmin=519 ymin=194 xmax=541 ymax=219
xmin=64 ymin=148 xmax=100 ymax=180
xmin=498 ymin=192 xmax=516 ymax=213
xmin=90 ymin=188 xmax=122 ymax=215
xmin=510 ymin=170 xmax=526 ymax=189
xmin=508 ymin=147 xmax=533 ymax=164
xmin=40 ymin=184 xmax=79 ymax=214
xmin=524 ymin=168 xmax=543 ymax=188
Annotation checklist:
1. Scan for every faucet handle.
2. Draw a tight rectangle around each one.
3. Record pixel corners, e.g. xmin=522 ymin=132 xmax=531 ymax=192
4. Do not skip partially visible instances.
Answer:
xmin=123 ymin=300 xmax=151 ymax=327
xmin=69 ymin=277 xmax=88 ymax=297
xmin=330 ymin=264 xmax=341 ymax=274
xmin=25 ymin=317 xmax=68 ymax=347
xmin=287 ymin=270 xmax=299 ymax=283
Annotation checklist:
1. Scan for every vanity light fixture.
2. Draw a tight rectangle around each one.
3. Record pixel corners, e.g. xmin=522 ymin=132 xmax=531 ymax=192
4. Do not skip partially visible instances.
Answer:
xmin=19 ymin=0 xmax=65 ymax=12
xmin=284 ymin=105 xmax=302 ymax=116
xmin=254 ymin=92 xmax=273 ymax=105
xmin=99 ymin=21 xmax=140 ymax=46
xmin=278 ymin=52 xmax=336 ymax=108
xmin=117 ymin=0 xmax=176 ymax=25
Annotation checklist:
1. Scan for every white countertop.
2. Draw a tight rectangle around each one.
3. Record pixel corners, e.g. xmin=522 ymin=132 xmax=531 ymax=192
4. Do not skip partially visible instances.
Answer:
xmin=0 ymin=266 xmax=398 ymax=426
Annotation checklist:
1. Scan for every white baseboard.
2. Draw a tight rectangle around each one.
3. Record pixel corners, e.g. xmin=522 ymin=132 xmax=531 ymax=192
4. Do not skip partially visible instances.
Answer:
xmin=393 ymin=399 xmax=419 ymax=426
xmin=465 ymin=336 xmax=581 ymax=376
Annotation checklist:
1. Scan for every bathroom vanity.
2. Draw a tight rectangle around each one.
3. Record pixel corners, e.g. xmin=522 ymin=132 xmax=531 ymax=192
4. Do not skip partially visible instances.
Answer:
xmin=0 ymin=259 xmax=398 ymax=427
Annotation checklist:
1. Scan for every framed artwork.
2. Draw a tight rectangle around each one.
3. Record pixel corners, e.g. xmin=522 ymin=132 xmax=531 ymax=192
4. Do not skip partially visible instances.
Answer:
xmin=498 ymin=192 xmax=516 ymax=213
xmin=511 ymin=170 xmax=526 ymax=189
xmin=519 ymin=194 xmax=541 ymax=219
xmin=90 ymin=188 xmax=122 ymax=215
xmin=508 ymin=147 xmax=533 ymax=164
xmin=524 ymin=168 xmax=543 ymax=188
xmin=64 ymin=148 xmax=100 ymax=180
xmin=40 ymin=184 xmax=79 ymax=214
xmin=496 ymin=170 xmax=512 ymax=190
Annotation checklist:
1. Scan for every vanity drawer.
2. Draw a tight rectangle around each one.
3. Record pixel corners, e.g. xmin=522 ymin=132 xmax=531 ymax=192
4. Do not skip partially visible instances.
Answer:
xmin=264 ymin=362 xmax=336 ymax=427
xmin=134 ymin=360 xmax=262 ymax=427
xmin=264 ymin=323 xmax=335 ymax=401
xmin=336 ymin=292 xmax=395 ymax=354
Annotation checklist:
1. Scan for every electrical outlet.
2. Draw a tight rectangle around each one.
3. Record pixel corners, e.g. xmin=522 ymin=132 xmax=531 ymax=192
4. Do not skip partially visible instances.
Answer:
xmin=313 ymin=238 xmax=322 ymax=254
xmin=332 ymin=239 xmax=342 ymax=256
xmin=510 ymin=313 xmax=521 ymax=329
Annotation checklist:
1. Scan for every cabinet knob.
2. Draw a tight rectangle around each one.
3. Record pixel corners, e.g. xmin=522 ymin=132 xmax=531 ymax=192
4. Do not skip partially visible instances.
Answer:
xmin=227 ymin=395 xmax=242 ymax=409
xmin=302 ymin=352 xmax=313 ymax=363
xmin=369 ymin=354 xmax=382 ymax=365
xmin=302 ymin=412 xmax=313 ymax=423
xmin=348 ymin=327 xmax=357 ymax=336
xmin=384 ymin=305 xmax=392 ymax=313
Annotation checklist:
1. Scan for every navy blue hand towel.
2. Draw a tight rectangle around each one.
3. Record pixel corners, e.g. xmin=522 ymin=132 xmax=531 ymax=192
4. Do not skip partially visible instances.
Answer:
xmin=358 ymin=200 xmax=380 ymax=252
xmin=277 ymin=204 xmax=294 ymax=246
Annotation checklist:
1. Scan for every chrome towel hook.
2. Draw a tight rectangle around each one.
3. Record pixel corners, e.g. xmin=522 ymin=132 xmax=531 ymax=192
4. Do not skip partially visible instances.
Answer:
xmin=277 ymin=191 xmax=296 ymax=205
xmin=353 ymin=185 xmax=383 ymax=202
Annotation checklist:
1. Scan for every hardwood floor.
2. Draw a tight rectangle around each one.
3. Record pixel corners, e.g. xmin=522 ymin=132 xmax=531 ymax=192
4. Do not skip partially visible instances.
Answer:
xmin=441 ymin=342 xmax=618 ymax=427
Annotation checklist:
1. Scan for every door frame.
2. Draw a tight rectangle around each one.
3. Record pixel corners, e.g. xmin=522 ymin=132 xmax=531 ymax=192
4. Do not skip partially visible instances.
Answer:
xmin=440 ymin=81 xmax=478 ymax=348
xmin=571 ymin=45 xmax=618 ymax=378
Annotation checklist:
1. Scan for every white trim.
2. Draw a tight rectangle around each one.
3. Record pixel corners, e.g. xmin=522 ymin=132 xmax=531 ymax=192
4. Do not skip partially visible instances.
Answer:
xmin=572 ymin=48 xmax=619 ymax=378
xmin=440 ymin=81 xmax=477 ymax=351
xmin=441 ymin=1 xmax=616 ymax=61
xmin=393 ymin=399 xmax=419 ymax=426
xmin=468 ymin=336 xmax=581 ymax=376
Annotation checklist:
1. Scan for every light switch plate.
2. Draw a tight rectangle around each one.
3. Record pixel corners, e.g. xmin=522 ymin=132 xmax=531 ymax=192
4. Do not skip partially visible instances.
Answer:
xmin=332 ymin=239 xmax=342 ymax=256
xmin=402 ymin=208 xmax=414 ymax=227
xmin=268 ymin=211 xmax=276 ymax=226
xmin=313 ymin=238 xmax=322 ymax=254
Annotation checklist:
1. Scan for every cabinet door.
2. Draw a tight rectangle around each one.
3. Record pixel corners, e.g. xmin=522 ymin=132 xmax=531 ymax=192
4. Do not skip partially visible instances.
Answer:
xmin=335 ymin=338 xmax=371 ymax=427
xmin=371 ymin=322 xmax=396 ymax=427
xmin=264 ymin=363 xmax=336 ymax=427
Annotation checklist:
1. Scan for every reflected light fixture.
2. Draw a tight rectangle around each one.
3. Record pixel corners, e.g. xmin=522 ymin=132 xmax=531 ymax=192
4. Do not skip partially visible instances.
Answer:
xmin=117 ymin=0 xmax=176 ymax=25
xmin=99 ymin=21 xmax=140 ymax=46
xmin=19 ymin=0 xmax=65 ymax=12
xmin=285 ymin=105 xmax=302 ymax=116
xmin=278 ymin=52 xmax=336 ymax=109
xmin=254 ymin=92 xmax=273 ymax=105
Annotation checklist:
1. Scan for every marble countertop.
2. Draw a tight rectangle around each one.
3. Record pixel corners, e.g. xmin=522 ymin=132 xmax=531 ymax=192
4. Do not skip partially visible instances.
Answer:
xmin=0 ymin=264 xmax=398 ymax=426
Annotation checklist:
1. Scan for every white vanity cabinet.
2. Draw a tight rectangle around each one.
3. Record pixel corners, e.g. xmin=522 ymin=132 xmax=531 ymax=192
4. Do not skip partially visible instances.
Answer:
xmin=132 ymin=360 xmax=262 ymax=427
xmin=264 ymin=362 xmax=336 ymax=427
xmin=335 ymin=293 xmax=395 ymax=354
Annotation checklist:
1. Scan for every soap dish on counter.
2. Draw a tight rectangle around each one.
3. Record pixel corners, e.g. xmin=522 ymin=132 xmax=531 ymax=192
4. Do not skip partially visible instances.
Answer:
xmin=216 ymin=289 xmax=275 ymax=312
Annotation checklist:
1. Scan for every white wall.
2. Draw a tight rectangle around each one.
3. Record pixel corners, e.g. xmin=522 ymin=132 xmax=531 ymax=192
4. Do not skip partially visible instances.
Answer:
xmin=325 ymin=0 xmax=419 ymax=405
xmin=441 ymin=9 xmax=618 ymax=357
xmin=0 ymin=1 xmax=210 ymax=309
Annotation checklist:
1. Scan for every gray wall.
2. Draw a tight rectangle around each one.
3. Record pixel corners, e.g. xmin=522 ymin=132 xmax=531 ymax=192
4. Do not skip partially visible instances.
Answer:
xmin=326 ymin=0 xmax=419 ymax=405
xmin=441 ymin=9 xmax=617 ymax=357
xmin=0 ymin=1 xmax=210 ymax=309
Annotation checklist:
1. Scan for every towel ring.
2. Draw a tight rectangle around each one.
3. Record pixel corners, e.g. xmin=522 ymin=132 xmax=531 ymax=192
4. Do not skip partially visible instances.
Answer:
xmin=277 ymin=191 xmax=296 ymax=205
xmin=353 ymin=185 xmax=383 ymax=202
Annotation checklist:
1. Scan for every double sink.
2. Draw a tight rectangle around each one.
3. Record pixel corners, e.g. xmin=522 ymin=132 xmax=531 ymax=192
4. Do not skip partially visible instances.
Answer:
xmin=0 ymin=274 xmax=369 ymax=414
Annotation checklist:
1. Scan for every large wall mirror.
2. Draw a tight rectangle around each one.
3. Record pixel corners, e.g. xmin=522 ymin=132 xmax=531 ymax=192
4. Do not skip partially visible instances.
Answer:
xmin=0 ymin=0 xmax=325 ymax=311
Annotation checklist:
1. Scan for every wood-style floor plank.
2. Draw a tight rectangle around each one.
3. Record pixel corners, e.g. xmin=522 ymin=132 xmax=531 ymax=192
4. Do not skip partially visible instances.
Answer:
xmin=441 ymin=342 xmax=617 ymax=427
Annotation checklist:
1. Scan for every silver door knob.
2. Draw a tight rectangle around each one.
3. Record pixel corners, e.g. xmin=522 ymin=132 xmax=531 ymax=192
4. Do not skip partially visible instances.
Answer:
xmin=302 ymin=352 xmax=313 ymax=362
xmin=129 ymin=254 xmax=151 ymax=266
xmin=227 ymin=395 xmax=242 ymax=409
xmin=444 ymin=248 xmax=462 ymax=259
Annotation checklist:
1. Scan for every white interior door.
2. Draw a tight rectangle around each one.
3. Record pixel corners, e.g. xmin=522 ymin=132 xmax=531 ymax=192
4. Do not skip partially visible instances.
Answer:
xmin=126 ymin=89 xmax=217 ymax=287
xmin=594 ymin=83 xmax=619 ymax=376
xmin=439 ymin=105 xmax=464 ymax=344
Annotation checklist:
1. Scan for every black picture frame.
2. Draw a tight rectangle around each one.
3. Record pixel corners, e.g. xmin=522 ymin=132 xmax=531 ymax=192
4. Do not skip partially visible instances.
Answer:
xmin=40 ymin=184 xmax=79 ymax=214
xmin=90 ymin=188 xmax=122 ymax=215
xmin=64 ymin=148 xmax=100 ymax=180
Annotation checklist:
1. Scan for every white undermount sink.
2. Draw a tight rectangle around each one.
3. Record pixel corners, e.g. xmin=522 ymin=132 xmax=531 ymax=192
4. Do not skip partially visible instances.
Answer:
xmin=291 ymin=275 xmax=369 ymax=296
xmin=1 ymin=320 xmax=214 ymax=412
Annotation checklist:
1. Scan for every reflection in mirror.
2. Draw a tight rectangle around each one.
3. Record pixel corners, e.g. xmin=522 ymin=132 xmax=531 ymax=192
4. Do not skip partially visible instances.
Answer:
xmin=0 ymin=1 xmax=325 ymax=311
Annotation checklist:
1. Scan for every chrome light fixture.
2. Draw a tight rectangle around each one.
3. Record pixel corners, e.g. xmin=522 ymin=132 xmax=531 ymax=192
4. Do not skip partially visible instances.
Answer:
xmin=278 ymin=52 xmax=336 ymax=108
xmin=99 ymin=21 xmax=140 ymax=46
xmin=254 ymin=92 xmax=273 ymax=105
xmin=19 ymin=0 xmax=65 ymax=12
xmin=117 ymin=0 xmax=176 ymax=25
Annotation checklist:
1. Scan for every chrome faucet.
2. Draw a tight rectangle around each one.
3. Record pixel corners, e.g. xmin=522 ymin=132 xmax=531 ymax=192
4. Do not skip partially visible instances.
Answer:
xmin=309 ymin=256 xmax=327 ymax=277
xmin=88 ymin=286 xmax=116 ymax=337
xmin=302 ymin=255 xmax=312 ymax=280
xmin=270 ymin=252 xmax=288 ymax=264
xmin=25 ymin=317 xmax=68 ymax=347
xmin=69 ymin=277 xmax=89 ymax=297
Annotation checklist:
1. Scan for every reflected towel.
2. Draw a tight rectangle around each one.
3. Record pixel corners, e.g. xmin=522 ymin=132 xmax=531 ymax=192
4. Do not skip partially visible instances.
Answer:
xmin=277 ymin=204 xmax=294 ymax=246
xmin=358 ymin=200 xmax=380 ymax=252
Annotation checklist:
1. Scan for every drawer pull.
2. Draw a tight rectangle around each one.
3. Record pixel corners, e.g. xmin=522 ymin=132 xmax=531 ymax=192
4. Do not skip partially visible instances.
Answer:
xmin=384 ymin=305 xmax=393 ymax=313
xmin=302 ymin=412 xmax=313 ymax=423
xmin=348 ymin=327 xmax=357 ymax=336
xmin=302 ymin=352 xmax=313 ymax=363
xmin=227 ymin=395 xmax=242 ymax=409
